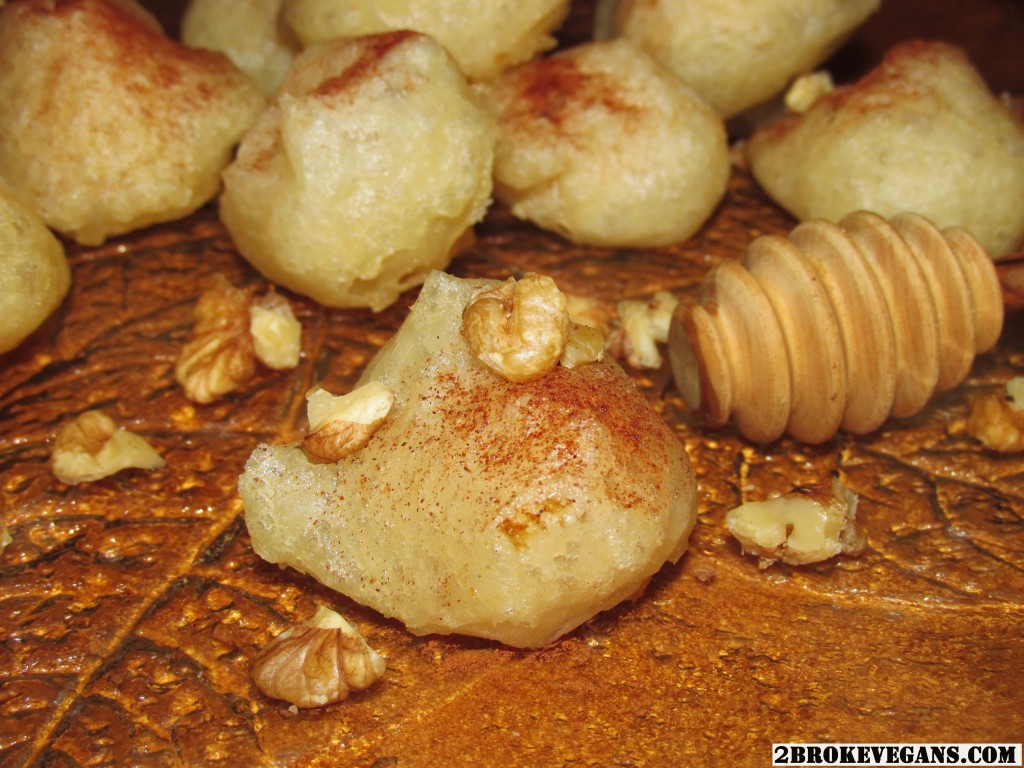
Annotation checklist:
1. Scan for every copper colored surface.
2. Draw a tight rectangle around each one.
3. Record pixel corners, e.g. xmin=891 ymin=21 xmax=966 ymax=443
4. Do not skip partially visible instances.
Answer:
xmin=2 ymin=2 xmax=1024 ymax=766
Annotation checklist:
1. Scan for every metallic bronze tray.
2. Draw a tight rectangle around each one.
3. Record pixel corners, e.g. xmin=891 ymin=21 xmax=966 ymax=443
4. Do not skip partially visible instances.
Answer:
xmin=2 ymin=1 xmax=1022 ymax=765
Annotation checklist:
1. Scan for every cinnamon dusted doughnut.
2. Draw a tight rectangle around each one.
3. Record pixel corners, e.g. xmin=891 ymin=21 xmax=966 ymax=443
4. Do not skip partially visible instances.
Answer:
xmin=479 ymin=39 xmax=729 ymax=247
xmin=747 ymin=41 xmax=1024 ymax=257
xmin=0 ymin=0 xmax=265 ymax=246
xmin=219 ymin=32 xmax=496 ymax=312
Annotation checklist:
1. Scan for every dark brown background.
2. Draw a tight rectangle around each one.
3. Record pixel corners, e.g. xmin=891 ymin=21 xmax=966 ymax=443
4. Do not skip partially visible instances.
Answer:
xmin=1 ymin=1 xmax=1022 ymax=766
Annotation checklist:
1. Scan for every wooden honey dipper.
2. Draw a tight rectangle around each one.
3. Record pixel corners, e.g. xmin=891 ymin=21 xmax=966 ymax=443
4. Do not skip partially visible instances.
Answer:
xmin=667 ymin=211 xmax=1005 ymax=444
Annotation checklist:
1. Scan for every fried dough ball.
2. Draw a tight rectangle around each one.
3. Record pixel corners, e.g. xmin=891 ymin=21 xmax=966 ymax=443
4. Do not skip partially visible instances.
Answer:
xmin=0 ymin=0 xmax=265 ymax=247
xmin=282 ymin=0 xmax=570 ymax=82
xmin=0 ymin=183 xmax=70 ymax=355
xmin=240 ymin=271 xmax=698 ymax=648
xmin=747 ymin=41 xmax=1024 ymax=257
xmin=182 ymin=0 xmax=300 ymax=97
xmin=479 ymin=39 xmax=729 ymax=247
xmin=219 ymin=32 xmax=496 ymax=311
xmin=595 ymin=0 xmax=879 ymax=119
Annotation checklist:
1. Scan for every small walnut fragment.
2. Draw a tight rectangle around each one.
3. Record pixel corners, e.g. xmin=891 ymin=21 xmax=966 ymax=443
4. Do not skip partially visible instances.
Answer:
xmin=966 ymin=377 xmax=1024 ymax=453
xmin=726 ymin=477 xmax=865 ymax=568
xmin=784 ymin=70 xmax=835 ymax=114
xmin=560 ymin=322 xmax=606 ymax=370
xmin=176 ymin=275 xmax=301 ymax=403
xmin=251 ymin=605 xmax=386 ymax=709
xmin=249 ymin=289 xmax=302 ymax=370
xmin=302 ymin=381 xmax=395 ymax=464
xmin=608 ymin=291 xmax=679 ymax=370
xmin=51 ymin=410 xmax=165 ymax=485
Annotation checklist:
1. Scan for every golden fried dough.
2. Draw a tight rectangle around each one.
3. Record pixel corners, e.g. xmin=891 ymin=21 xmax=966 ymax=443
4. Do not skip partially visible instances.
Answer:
xmin=240 ymin=271 xmax=698 ymax=648
xmin=282 ymin=0 xmax=570 ymax=81
xmin=0 ymin=0 xmax=265 ymax=246
xmin=0 ymin=183 xmax=70 ymax=355
xmin=219 ymin=32 xmax=496 ymax=311
xmin=480 ymin=39 xmax=729 ymax=247
xmin=747 ymin=41 xmax=1024 ymax=257
xmin=596 ymin=0 xmax=879 ymax=119
xmin=182 ymin=0 xmax=300 ymax=97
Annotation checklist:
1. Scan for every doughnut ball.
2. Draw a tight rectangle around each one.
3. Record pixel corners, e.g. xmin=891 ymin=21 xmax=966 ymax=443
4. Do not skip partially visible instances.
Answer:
xmin=595 ymin=0 xmax=879 ymax=119
xmin=0 ymin=0 xmax=266 ymax=247
xmin=0 ymin=183 xmax=70 ymax=355
xmin=219 ymin=32 xmax=496 ymax=311
xmin=182 ymin=0 xmax=300 ymax=97
xmin=479 ymin=39 xmax=729 ymax=247
xmin=240 ymin=271 xmax=698 ymax=648
xmin=747 ymin=41 xmax=1024 ymax=257
xmin=282 ymin=0 xmax=570 ymax=82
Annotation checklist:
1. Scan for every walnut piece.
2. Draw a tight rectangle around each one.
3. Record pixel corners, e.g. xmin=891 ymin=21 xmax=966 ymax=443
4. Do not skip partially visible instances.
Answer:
xmin=726 ymin=477 xmax=865 ymax=568
xmin=175 ymin=275 xmax=257 ymax=404
xmin=966 ymin=376 xmax=1024 ymax=453
xmin=560 ymin=293 xmax=610 ymax=369
xmin=462 ymin=273 xmax=569 ymax=383
xmin=560 ymin=322 xmax=606 ymax=369
xmin=302 ymin=381 xmax=395 ymax=463
xmin=51 ymin=410 xmax=166 ymax=485
xmin=176 ymin=276 xmax=302 ymax=403
xmin=251 ymin=605 xmax=386 ymax=709
xmin=784 ymin=70 xmax=835 ymax=114
xmin=250 ymin=290 xmax=302 ymax=370
xmin=609 ymin=291 xmax=679 ymax=369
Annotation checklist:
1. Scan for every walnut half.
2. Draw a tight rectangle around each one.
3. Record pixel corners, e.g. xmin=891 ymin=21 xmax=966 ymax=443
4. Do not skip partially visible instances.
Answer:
xmin=725 ymin=477 xmax=866 ymax=568
xmin=250 ymin=605 xmax=386 ymax=709
xmin=51 ymin=410 xmax=166 ymax=485
xmin=175 ymin=275 xmax=257 ymax=404
xmin=462 ymin=273 xmax=570 ymax=383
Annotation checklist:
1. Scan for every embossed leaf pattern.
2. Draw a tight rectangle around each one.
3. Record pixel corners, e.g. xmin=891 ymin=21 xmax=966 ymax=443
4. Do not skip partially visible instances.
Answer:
xmin=2 ymin=4 xmax=1024 ymax=767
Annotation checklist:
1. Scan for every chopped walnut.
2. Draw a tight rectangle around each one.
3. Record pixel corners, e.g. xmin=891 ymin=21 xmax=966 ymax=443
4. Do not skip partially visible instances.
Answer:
xmin=176 ymin=276 xmax=302 ymax=403
xmin=726 ymin=477 xmax=865 ymax=568
xmin=560 ymin=322 xmax=605 ymax=369
xmin=608 ymin=291 xmax=679 ymax=369
xmin=175 ymin=275 xmax=257 ymax=404
xmin=51 ymin=410 xmax=166 ymax=485
xmin=251 ymin=605 xmax=386 ymax=709
xmin=966 ymin=377 xmax=1024 ymax=453
xmin=250 ymin=290 xmax=302 ymax=370
xmin=462 ymin=273 xmax=569 ymax=383
xmin=784 ymin=70 xmax=835 ymax=114
xmin=302 ymin=381 xmax=395 ymax=463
